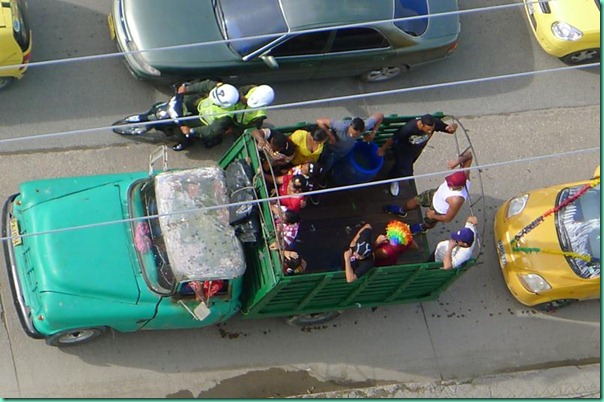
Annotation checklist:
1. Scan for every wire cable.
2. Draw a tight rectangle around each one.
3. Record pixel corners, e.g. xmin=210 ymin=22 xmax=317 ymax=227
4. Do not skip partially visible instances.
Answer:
xmin=0 ymin=1 xmax=548 ymax=72
xmin=1 ymin=145 xmax=599 ymax=244
xmin=0 ymin=61 xmax=599 ymax=146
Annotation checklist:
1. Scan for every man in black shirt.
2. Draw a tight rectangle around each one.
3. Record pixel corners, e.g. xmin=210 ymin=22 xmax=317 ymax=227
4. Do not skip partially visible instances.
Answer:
xmin=378 ymin=114 xmax=457 ymax=196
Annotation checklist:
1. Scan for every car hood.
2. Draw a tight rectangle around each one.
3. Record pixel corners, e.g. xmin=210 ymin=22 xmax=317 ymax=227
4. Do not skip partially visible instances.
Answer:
xmin=121 ymin=0 xmax=237 ymax=67
xmin=503 ymin=180 xmax=600 ymax=281
xmin=550 ymin=0 xmax=600 ymax=33
xmin=17 ymin=172 xmax=147 ymax=303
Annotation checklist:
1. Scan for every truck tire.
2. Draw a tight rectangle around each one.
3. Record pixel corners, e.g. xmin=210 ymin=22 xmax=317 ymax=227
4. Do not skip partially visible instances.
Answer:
xmin=45 ymin=326 xmax=108 ymax=347
xmin=285 ymin=311 xmax=341 ymax=326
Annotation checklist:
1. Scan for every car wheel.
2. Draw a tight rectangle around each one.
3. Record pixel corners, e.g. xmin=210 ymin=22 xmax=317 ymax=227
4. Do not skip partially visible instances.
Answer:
xmin=533 ymin=299 xmax=577 ymax=312
xmin=285 ymin=311 xmax=341 ymax=326
xmin=559 ymin=49 xmax=600 ymax=65
xmin=0 ymin=77 xmax=17 ymax=91
xmin=360 ymin=67 xmax=405 ymax=82
xmin=45 ymin=326 xmax=107 ymax=347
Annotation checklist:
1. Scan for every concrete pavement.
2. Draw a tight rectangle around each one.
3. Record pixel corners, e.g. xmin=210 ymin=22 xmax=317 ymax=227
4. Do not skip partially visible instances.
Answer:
xmin=0 ymin=105 xmax=600 ymax=398
xmin=294 ymin=363 xmax=601 ymax=398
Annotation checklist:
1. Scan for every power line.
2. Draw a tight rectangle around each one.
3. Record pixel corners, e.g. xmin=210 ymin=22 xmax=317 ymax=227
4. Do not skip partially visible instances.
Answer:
xmin=0 ymin=1 xmax=544 ymax=72
xmin=0 ymin=145 xmax=599 ymax=244
xmin=0 ymin=62 xmax=599 ymax=146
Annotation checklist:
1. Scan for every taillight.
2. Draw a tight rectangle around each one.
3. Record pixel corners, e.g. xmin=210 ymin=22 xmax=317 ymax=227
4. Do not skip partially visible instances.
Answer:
xmin=446 ymin=41 xmax=458 ymax=55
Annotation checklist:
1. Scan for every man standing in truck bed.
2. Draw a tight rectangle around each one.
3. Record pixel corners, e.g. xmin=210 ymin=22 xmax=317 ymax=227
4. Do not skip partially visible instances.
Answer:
xmin=378 ymin=113 xmax=458 ymax=196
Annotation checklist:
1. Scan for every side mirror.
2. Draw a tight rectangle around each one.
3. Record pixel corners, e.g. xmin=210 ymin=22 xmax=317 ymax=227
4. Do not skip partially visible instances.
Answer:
xmin=261 ymin=55 xmax=279 ymax=70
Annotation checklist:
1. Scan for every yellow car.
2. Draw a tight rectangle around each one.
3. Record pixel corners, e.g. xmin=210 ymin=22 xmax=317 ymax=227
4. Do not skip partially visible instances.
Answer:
xmin=494 ymin=167 xmax=600 ymax=310
xmin=0 ymin=0 xmax=31 ymax=90
xmin=522 ymin=0 xmax=600 ymax=65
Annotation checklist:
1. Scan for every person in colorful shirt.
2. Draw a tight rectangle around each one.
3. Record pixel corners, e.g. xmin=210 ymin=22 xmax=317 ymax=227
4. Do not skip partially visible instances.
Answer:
xmin=373 ymin=220 xmax=419 ymax=267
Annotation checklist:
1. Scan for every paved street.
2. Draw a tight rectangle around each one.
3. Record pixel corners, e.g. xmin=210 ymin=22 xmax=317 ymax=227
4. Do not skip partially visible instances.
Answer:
xmin=0 ymin=106 xmax=599 ymax=398
xmin=0 ymin=0 xmax=600 ymax=398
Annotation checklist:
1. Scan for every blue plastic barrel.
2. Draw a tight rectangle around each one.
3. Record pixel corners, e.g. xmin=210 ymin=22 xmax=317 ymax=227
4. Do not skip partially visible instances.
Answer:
xmin=331 ymin=141 xmax=384 ymax=185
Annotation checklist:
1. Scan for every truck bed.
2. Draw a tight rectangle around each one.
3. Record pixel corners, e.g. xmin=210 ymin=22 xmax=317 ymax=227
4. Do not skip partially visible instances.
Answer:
xmin=296 ymin=161 xmax=429 ymax=273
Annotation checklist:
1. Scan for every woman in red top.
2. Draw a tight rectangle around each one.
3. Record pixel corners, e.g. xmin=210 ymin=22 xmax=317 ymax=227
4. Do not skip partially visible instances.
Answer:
xmin=276 ymin=174 xmax=308 ymax=213
xmin=373 ymin=220 xmax=418 ymax=267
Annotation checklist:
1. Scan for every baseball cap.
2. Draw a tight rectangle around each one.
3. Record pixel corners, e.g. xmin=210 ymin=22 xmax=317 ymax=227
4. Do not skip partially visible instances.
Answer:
xmin=445 ymin=171 xmax=467 ymax=187
xmin=451 ymin=227 xmax=474 ymax=245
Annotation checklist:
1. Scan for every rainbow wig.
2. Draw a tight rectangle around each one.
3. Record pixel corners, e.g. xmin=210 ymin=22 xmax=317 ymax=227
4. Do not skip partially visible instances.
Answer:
xmin=386 ymin=220 xmax=412 ymax=246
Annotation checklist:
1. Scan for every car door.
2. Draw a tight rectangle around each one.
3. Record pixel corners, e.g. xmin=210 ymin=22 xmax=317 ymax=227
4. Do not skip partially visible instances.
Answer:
xmin=248 ymin=30 xmax=332 ymax=81
xmin=314 ymin=27 xmax=398 ymax=80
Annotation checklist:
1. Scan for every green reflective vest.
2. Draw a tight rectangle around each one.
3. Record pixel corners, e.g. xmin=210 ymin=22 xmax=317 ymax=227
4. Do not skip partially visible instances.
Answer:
xmin=196 ymin=97 xmax=235 ymax=126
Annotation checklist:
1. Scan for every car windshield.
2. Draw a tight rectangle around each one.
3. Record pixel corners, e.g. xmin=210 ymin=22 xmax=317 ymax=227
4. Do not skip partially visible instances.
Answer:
xmin=214 ymin=0 xmax=287 ymax=56
xmin=394 ymin=0 xmax=429 ymax=36
xmin=556 ymin=183 xmax=600 ymax=279
xmin=129 ymin=179 xmax=176 ymax=295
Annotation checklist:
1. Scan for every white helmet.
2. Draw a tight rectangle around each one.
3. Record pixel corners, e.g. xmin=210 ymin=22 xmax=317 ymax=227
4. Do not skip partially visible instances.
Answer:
xmin=247 ymin=85 xmax=275 ymax=108
xmin=209 ymin=84 xmax=239 ymax=108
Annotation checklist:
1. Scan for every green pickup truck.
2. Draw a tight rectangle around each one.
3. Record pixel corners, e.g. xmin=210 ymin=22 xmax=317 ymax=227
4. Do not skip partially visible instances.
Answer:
xmin=2 ymin=114 xmax=477 ymax=346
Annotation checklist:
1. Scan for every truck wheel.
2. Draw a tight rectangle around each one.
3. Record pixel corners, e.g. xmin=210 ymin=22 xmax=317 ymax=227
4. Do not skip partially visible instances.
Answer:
xmin=285 ymin=311 xmax=341 ymax=326
xmin=45 ymin=326 xmax=107 ymax=347
xmin=533 ymin=299 xmax=577 ymax=312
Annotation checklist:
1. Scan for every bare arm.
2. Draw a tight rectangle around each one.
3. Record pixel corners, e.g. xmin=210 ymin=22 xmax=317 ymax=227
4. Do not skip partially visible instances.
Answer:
xmin=343 ymin=249 xmax=357 ymax=283
xmin=426 ymin=196 xmax=465 ymax=223
xmin=442 ymin=240 xmax=456 ymax=270
xmin=364 ymin=112 xmax=384 ymax=143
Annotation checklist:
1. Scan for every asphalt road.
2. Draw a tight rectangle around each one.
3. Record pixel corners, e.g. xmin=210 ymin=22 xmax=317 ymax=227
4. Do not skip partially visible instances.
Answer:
xmin=0 ymin=0 xmax=600 ymax=398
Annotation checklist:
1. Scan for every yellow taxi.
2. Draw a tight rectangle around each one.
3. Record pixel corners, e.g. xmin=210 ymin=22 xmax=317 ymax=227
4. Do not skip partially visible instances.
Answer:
xmin=522 ymin=0 xmax=600 ymax=65
xmin=0 ymin=0 xmax=31 ymax=90
xmin=494 ymin=167 xmax=600 ymax=310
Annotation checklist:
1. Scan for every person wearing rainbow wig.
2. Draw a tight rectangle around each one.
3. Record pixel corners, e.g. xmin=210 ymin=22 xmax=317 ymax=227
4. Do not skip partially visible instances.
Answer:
xmin=373 ymin=220 xmax=419 ymax=267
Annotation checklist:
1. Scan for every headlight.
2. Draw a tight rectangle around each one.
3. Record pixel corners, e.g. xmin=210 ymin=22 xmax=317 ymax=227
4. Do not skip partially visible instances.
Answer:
xmin=551 ymin=22 xmax=583 ymax=41
xmin=518 ymin=273 xmax=551 ymax=293
xmin=125 ymin=40 xmax=162 ymax=77
xmin=506 ymin=194 xmax=529 ymax=217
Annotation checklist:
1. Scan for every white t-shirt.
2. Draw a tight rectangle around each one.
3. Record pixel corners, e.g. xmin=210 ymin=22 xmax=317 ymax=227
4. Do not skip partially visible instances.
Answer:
xmin=432 ymin=179 xmax=470 ymax=215
xmin=434 ymin=222 xmax=477 ymax=269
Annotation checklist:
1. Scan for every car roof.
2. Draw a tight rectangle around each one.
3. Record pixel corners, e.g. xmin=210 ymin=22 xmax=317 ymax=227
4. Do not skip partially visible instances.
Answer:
xmin=281 ymin=0 xmax=394 ymax=30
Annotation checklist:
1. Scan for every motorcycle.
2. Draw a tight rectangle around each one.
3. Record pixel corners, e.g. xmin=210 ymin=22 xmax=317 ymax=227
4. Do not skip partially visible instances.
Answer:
xmin=112 ymin=91 xmax=187 ymax=138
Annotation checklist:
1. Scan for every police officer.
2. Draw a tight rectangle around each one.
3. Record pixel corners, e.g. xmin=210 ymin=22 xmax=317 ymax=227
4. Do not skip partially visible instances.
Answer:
xmin=174 ymin=80 xmax=274 ymax=151
xmin=173 ymin=80 xmax=240 ymax=151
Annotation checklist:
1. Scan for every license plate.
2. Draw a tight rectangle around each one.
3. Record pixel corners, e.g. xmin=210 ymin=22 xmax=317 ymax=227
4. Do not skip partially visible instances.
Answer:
xmin=496 ymin=240 xmax=507 ymax=266
xmin=10 ymin=217 xmax=22 ymax=246
xmin=107 ymin=13 xmax=116 ymax=40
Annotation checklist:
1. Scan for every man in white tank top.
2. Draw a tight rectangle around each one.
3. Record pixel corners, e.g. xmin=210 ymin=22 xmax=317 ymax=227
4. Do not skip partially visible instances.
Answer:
xmin=384 ymin=150 xmax=473 ymax=234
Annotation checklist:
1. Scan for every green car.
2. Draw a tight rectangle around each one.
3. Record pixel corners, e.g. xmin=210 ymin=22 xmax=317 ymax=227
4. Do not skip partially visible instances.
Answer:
xmin=109 ymin=0 xmax=460 ymax=83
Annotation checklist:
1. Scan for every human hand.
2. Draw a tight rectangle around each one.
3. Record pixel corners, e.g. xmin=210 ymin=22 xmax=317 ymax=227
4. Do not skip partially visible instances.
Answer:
xmin=180 ymin=126 xmax=191 ymax=135
xmin=447 ymin=159 xmax=458 ymax=169
xmin=446 ymin=123 xmax=458 ymax=133
xmin=467 ymin=216 xmax=478 ymax=225
xmin=177 ymin=84 xmax=187 ymax=94
xmin=426 ymin=209 xmax=437 ymax=220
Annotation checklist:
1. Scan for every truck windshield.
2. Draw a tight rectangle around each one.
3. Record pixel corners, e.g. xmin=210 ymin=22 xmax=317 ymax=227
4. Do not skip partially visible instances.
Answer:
xmin=129 ymin=178 xmax=176 ymax=295
xmin=556 ymin=183 xmax=600 ymax=279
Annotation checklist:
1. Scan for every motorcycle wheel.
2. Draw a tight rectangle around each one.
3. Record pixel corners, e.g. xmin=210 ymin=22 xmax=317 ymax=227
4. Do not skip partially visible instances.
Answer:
xmin=112 ymin=117 xmax=150 ymax=136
